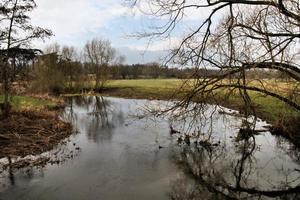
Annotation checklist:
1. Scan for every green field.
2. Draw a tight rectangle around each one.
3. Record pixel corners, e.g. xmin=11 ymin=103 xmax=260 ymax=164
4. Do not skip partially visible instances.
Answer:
xmin=105 ymin=79 xmax=183 ymax=99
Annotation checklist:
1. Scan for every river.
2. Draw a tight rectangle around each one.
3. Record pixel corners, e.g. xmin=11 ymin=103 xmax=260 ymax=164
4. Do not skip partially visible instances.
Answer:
xmin=0 ymin=96 xmax=299 ymax=200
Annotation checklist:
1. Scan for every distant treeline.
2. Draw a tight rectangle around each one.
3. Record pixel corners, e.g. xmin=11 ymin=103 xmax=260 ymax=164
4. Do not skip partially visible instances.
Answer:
xmin=1 ymin=50 xmax=290 ymax=95
xmin=1 ymin=52 xmax=289 ymax=83
xmin=108 ymin=64 xmax=222 ymax=79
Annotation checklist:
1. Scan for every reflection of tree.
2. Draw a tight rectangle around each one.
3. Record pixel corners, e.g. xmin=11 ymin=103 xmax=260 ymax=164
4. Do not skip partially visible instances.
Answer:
xmin=92 ymin=96 xmax=110 ymax=128
xmin=8 ymin=157 xmax=15 ymax=186
xmin=73 ymin=95 xmax=94 ymax=109
xmin=275 ymin=136 xmax=300 ymax=165
xmin=64 ymin=96 xmax=126 ymax=143
xmin=170 ymin=136 xmax=300 ymax=200
xmin=3 ymin=156 xmax=46 ymax=188
xmin=85 ymin=96 xmax=124 ymax=143
xmin=63 ymin=97 xmax=78 ymax=123
xmin=233 ymin=136 xmax=257 ymax=191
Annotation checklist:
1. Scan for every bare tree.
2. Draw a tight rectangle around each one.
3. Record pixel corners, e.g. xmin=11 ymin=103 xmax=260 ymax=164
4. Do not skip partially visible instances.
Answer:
xmin=32 ymin=44 xmax=85 ymax=94
xmin=61 ymin=46 xmax=78 ymax=89
xmin=84 ymin=38 xmax=116 ymax=91
xmin=129 ymin=0 xmax=300 ymax=134
xmin=0 ymin=0 xmax=52 ymax=117
xmin=44 ymin=43 xmax=61 ymax=55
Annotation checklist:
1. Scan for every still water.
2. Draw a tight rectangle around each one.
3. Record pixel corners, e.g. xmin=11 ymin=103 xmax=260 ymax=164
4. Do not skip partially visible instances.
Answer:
xmin=0 ymin=96 xmax=299 ymax=200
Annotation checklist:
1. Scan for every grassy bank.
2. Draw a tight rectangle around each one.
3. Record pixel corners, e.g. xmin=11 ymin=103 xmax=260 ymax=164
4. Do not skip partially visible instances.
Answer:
xmin=103 ymin=79 xmax=298 ymax=116
xmin=0 ymin=95 xmax=57 ymax=111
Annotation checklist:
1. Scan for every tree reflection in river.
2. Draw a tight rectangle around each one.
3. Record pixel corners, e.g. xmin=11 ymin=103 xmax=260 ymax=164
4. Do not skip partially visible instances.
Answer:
xmin=86 ymin=96 xmax=114 ymax=142
xmin=170 ymin=134 xmax=300 ymax=200
xmin=74 ymin=96 xmax=125 ymax=143
xmin=275 ymin=137 xmax=300 ymax=166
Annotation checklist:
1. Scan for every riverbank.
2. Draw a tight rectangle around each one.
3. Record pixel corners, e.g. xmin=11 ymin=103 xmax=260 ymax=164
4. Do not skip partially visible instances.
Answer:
xmin=0 ymin=95 xmax=73 ymax=158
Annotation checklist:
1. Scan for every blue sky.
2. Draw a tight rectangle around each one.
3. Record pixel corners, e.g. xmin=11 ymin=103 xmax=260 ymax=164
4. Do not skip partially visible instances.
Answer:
xmin=31 ymin=0 xmax=214 ymax=64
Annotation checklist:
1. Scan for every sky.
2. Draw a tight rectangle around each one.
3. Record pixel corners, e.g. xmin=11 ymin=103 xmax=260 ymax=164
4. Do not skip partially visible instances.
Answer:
xmin=30 ymin=0 xmax=214 ymax=64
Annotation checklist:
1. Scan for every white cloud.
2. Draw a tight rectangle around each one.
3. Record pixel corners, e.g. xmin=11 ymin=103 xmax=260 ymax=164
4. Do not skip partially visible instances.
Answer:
xmin=128 ymin=37 xmax=182 ymax=51
xmin=31 ymin=0 xmax=127 ymax=46
xmin=27 ymin=0 xmax=225 ymax=63
xmin=118 ymin=46 xmax=167 ymax=64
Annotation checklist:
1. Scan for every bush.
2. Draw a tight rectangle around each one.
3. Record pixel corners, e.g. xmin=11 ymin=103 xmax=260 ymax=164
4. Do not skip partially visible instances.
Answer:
xmin=30 ymin=53 xmax=66 ymax=95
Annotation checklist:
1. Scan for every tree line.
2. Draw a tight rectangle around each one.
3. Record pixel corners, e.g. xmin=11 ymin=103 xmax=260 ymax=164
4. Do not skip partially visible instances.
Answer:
xmin=2 ymin=39 xmax=291 ymax=97
xmin=28 ymin=42 xmax=223 ymax=94
xmin=11 ymin=41 xmax=286 ymax=96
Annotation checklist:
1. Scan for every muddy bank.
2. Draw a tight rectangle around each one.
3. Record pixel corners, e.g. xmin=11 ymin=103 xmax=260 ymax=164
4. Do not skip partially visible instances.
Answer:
xmin=0 ymin=110 xmax=73 ymax=158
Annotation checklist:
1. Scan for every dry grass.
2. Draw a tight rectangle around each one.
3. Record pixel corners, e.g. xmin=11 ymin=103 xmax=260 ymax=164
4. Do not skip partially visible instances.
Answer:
xmin=0 ymin=109 xmax=72 ymax=158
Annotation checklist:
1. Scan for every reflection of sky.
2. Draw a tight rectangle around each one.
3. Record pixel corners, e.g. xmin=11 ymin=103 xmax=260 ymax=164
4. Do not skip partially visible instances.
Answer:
xmin=67 ymin=97 xmax=300 ymax=190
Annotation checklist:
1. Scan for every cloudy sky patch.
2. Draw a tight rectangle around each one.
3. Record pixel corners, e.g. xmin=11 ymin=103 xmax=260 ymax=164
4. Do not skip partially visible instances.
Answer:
xmin=31 ymin=0 xmax=205 ymax=64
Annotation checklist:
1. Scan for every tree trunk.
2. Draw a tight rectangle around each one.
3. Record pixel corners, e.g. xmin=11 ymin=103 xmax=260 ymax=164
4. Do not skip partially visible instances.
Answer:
xmin=95 ymin=72 xmax=100 ymax=91
xmin=2 ymin=62 xmax=11 ymax=118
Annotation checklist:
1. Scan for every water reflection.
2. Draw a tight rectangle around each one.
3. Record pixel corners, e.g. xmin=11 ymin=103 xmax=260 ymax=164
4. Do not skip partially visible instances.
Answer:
xmin=7 ymin=157 xmax=15 ymax=186
xmin=1 ymin=97 xmax=300 ymax=200
xmin=275 ymin=137 xmax=300 ymax=165
xmin=170 ymin=134 xmax=300 ymax=200
xmin=63 ymin=96 xmax=125 ymax=143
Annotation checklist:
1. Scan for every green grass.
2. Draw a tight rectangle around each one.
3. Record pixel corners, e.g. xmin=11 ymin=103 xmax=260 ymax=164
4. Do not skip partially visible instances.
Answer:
xmin=107 ymin=79 xmax=182 ymax=89
xmin=102 ymin=79 xmax=185 ymax=100
xmin=0 ymin=95 xmax=56 ymax=110
xmin=227 ymin=91 xmax=299 ymax=123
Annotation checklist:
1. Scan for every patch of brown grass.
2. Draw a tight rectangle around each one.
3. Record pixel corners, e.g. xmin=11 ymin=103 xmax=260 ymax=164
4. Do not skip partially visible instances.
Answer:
xmin=0 ymin=110 xmax=72 ymax=158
